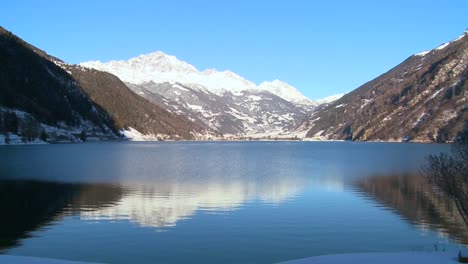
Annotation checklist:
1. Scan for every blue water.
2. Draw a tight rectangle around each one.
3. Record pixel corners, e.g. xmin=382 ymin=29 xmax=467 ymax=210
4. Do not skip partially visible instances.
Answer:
xmin=0 ymin=141 xmax=462 ymax=263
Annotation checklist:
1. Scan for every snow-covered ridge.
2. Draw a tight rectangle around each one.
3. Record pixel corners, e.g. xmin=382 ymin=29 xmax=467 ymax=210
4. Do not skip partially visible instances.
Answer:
xmin=414 ymin=30 xmax=467 ymax=57
xmin=80 ymin=51 xmax=315 ymax=106
xmin=258 ymin=80 xmax=315 ymax=105
xmin=315 ymin=93 xmax=345 ymax=104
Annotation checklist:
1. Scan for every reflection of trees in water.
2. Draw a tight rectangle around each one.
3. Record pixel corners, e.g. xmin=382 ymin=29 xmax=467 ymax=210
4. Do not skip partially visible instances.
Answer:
xmin=0 ymin=175 xmax=304 ymax=252
xmin=357 ymin=174 xmax=468 ymax=245
xmin=0 ymin=180 xmax=123 ymax=252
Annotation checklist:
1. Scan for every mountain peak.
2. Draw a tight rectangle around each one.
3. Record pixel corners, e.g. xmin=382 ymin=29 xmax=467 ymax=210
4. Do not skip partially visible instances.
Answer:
xmin=261 ymin=79 xmax=294 ymax=88
xmin=258 ymin=80 xmax=316 ymax=106
xmin=270 ymin=79 xmax=286 ymax=84
xmin=81 ymin=51 xmax=315 ymax=105
xmin=127 ymin=51 xmax=198 ymax=73
xmin=202 ymin=68 xmax=218 ymax=74
xmin=133 ymin=51 xmax=174 ymax=61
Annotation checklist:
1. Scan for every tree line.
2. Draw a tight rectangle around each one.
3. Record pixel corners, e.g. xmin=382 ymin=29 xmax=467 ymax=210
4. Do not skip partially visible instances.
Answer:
xmin=0 ymin=111 xmax=47 ymax=143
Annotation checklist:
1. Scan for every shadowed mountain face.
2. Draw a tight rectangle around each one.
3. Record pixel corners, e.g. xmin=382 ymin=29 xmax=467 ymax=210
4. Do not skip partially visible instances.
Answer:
xmin=303 ymin=32 xmax=468 ymax=142
xmin=357 ymin=174 xmax=468 ymax=245
xmin=65 ymin=66 xmax=208 ymax=139
xmin=0 ymin=27 xmax=119 ymax=140
xmin=0 ymin=26 xmax=206 ymax=141
xmin=0 ymin=180 xmax=124 ymax=252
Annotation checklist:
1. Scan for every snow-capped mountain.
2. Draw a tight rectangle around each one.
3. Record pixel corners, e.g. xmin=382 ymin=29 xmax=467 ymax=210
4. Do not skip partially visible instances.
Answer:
xmin=81 ymin=52 xmax=317 ymax=137
xmin=80 ymin=51 xmax=314 ymax=106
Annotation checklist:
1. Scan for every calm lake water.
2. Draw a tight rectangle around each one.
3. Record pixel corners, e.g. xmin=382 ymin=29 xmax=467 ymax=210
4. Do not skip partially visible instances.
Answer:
xmin=0 ymin=141 xmax=465 ymax=263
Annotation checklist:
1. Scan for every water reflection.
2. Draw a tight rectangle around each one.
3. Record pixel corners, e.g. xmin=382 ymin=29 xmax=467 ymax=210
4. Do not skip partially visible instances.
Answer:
xmin=357 ymin=174 xmax=468 ymax=244
xmin=0 ymin=180 xmax=122 ymax=252
xmin=0 ymin=142 xmax=459 ymax=262
xmin=0 ymin=171 xmax=313 ymax=250
xmin=81 ymin=174 xmax=308 ymax=228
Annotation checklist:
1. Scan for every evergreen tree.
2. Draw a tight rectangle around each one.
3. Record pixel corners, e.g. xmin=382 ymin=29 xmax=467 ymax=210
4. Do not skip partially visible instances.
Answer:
xmin=4 ymin=112 xmax=19 ymax=134
xmin=0 ymin=112 xmax=4 ymax=133
xmin=4 ymin=132 xmax=10 ymax=144
xmin=80 ymin=130 xmax=87 ymax=142
xmin=40 ymin=129 xmax=48 ymax=142
xmin=20 ymin=115 xmax=40 ymax=142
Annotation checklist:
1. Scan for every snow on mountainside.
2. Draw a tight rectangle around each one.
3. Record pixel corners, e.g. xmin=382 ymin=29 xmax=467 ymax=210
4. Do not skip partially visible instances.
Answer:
xmin=126 ymin=81 xmax=310 ymax=137
xmin=257 ymin=80 xmax=316 ymax=106
xmin=80 ymin=51 xmax=314 ymax=106
xmin=81 ymin=52 xmax=257 ymax=93
xmin=300 ymin=30 xmax=468 ymax=142
xmin=81 ymin=51 xmax=317 ymax=137
xmin=414 ymin=29 xmax=468 ymax=57
xmin=315 ymin=93 xmax=345 ymax=105
xmin=0 ymin=26 xmax=124 ymax=143
xmin=0 ymin=26 xmax=208 ymax=143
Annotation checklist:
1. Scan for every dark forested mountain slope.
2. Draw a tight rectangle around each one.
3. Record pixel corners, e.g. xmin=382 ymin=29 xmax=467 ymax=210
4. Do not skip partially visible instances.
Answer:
xmin=0 ymin=26 xmax=118 ymax=139
xmin=66 ymin=66 xmax=207 ymax=139
xmin=0 ymin=26 xmax=205 ymax=142
xmin=302 ymin=31 xmax=468 ymax=142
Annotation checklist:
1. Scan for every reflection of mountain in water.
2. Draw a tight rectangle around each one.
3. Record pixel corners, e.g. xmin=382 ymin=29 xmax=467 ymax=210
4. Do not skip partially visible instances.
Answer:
xmin=0 ymin=181 xmax=123 ymax=252
xmin=81 ymin=174 xmax=308 ymax=228
xmin=357 ymin=174 xmax=468 ymax=245
xmin=0 ymin=172 xmax=316 ymax=250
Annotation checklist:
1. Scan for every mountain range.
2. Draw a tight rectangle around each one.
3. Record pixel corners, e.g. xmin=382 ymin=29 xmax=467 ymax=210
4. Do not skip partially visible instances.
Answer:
xmin=80 ymin=52 xmax=315 ymax=106
xmin=80 ymin=53 xmax=316 ymax=137
xmin=0 ymin=25 xmax=466 ymax=143
xmin=0 ymin=26 xmax=205 ymax=143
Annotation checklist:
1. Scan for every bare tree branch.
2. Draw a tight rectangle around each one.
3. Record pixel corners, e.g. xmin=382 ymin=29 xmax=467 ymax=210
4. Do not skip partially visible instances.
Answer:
xmin=422 ymin=132 xmax=468 ymax=227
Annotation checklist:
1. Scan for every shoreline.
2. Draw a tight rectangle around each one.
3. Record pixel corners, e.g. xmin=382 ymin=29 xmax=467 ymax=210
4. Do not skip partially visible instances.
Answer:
xmin=0 ymin=255 xmax=102 ymax=264
xmin=0 ymin=137 xmax=453 ymax=146
xmin=0 ymin=139 xmax=450 ymax=146
xmin=279 ymin=251 xmax=462 ymax=264
xmin=1 ymin=251 xmax=463 ymax=264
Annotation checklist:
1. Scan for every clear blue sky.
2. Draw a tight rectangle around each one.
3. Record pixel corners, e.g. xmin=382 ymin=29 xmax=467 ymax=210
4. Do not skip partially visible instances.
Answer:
xmin=2 ymin=0 xmax=467 ymax=99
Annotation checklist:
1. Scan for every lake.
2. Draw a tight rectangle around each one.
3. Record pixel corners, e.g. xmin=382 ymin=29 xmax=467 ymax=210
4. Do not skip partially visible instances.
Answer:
xmin=0 ymin=141 xmax=465 ymax=263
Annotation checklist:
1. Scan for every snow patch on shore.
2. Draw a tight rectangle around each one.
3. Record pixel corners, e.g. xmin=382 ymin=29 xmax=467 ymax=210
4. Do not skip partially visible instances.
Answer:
xmin=121 ymin=127 xmax=165 ymax=141
xmin=279 ymin=251 xmax=462 ymax=264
